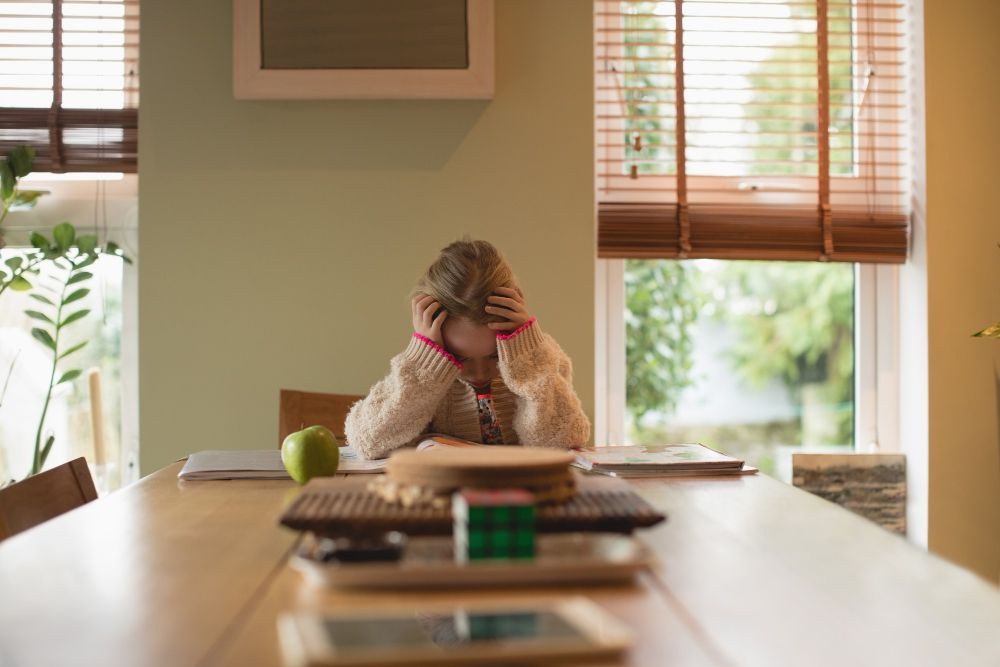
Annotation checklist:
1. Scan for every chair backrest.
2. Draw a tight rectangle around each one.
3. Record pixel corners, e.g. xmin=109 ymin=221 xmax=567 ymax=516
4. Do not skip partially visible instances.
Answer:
xmin=278 ymin=389 xmax=365 ymax=447
xmin=0 ymin=457 xmax=98 ymax=541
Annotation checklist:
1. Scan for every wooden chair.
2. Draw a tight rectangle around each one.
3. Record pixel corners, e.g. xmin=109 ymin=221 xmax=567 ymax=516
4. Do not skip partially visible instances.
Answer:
xmin=278 ymin=389 xmax=365 ymax=447
xmin=0 ymin=457 xmax=98 ymax=541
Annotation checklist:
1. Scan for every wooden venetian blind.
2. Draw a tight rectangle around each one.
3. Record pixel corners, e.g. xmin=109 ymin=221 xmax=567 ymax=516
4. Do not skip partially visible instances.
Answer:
xmin=596 ymin=0 xmax=909 ymax=263
xmin=0 ymin=0 xmax=139 ymax=173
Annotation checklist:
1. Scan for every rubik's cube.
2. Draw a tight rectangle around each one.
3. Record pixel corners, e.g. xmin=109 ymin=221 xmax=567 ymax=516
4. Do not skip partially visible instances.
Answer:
xmin=452 ymin=489 xmax=536 ymax=562
xmin=467 ymin=612 xmax=539 ymax=641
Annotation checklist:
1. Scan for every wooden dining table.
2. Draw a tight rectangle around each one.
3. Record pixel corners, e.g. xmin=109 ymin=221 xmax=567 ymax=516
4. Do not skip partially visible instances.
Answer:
xmin=1 ymin=461 xmax=998 ymax=667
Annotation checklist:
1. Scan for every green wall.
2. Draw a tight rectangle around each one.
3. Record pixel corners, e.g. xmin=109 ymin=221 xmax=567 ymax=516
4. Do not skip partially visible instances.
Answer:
xmin=139 ymin=1 xmax=595 ymax=473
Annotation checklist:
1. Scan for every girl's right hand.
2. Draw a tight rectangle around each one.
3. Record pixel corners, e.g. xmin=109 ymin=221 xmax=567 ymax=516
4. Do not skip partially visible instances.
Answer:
xmin=411 ymin=294 xmax=448 ymax=346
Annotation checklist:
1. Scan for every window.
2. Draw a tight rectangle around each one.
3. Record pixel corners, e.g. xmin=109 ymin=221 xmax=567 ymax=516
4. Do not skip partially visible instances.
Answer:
xmin=0 ymin=1 xmax=140 ymax=489
xmin=0 ymin=248 xmax=134 ymax=490
xmin=595 ymin=0 xmax=909 ymax=260
xmin=625 ymin=258 xmax=856 ymax=477
xmin=0 ymin=0 xmax=139 ymax=173
xmin=597 ymin=257 xmax=900 ymax=477
xmin=594 ymin=1 xmax=910 ymax=476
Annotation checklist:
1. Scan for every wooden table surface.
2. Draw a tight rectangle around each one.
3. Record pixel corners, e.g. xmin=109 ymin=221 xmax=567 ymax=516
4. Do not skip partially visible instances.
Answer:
xmin=1 ymin=462 xmax=998 ymax=667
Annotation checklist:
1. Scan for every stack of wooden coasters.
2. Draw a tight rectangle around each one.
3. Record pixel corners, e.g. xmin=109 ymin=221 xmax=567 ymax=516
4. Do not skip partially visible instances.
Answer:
xmin=369 ymin=446 xmax=576 ymax=508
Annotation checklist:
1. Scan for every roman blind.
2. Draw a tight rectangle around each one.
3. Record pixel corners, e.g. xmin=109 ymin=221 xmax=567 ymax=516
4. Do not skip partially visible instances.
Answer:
xmin=596 ymin=0 xmax=909 ymax=262
xmin=0 ymin=0 xmax=139 ymax=172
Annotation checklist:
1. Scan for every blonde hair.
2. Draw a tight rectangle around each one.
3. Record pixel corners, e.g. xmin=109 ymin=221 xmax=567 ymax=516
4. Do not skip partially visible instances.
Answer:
xmin=414 ymin=239 xmax=519 ymax=325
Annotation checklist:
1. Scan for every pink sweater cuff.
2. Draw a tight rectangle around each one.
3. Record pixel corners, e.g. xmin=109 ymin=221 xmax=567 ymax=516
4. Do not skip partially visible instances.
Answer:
xmin=412 ymin=333 xmax=463 ymax=370
xmin=496 ymin=317 xmax=537 ymax=341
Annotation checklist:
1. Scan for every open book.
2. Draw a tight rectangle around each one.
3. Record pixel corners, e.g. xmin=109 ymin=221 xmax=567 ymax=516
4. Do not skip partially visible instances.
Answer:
xmin=177 ymin=447 xmax=387 ymax=480
xmin=415 ymin=434 xmax=486 ymax=451
xmin=416 ymin=437 xmax=755 ymax=477
xmin=572 ymin=444 xmax=756 ymax=478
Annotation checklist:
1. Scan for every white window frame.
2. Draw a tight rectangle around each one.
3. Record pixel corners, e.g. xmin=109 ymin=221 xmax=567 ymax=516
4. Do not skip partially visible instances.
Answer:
xmin=594 ymin=258 xmax=900 ymax=453
xmin=594 ymin=259 xmax=626 ymax=446
xmin=855 ymin=263 xmax=901 ymax=454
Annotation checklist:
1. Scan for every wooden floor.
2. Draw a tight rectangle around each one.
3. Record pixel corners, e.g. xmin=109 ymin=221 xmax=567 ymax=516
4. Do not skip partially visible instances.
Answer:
xmin=0 ymin=462 xmax=998 ymax=666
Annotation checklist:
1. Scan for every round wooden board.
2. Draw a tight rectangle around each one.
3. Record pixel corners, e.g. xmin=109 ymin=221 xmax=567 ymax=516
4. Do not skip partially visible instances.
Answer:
xmin=385 ymin=446 xmax=575 ymax=492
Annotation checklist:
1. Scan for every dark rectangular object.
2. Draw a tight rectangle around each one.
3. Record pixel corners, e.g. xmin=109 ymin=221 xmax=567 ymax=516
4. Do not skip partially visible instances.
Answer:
xmin=280 ymin=477 xmax=666 ymax=537
xmin=261 ymin=0 xmax=469 ymax=70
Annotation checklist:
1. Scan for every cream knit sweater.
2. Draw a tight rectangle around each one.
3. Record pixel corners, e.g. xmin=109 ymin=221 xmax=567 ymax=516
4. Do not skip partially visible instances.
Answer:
xmin=345 ymin=319 xmax=591 ymax=460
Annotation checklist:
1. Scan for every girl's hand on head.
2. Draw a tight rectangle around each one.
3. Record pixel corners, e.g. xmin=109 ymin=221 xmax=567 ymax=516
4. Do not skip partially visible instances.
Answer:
xmin=486 ymin=286 xmax=532 ymax=332
xmin=412 ymin=294 xmax=448 ymax=345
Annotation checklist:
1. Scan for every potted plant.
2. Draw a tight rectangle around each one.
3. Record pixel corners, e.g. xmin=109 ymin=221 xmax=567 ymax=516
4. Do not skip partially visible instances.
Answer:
xmin=0 ymin=146 xmax=130 ymax=480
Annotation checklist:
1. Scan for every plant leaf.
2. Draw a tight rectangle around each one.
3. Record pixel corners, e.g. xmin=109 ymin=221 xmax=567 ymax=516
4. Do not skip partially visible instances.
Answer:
xmin=11 ymin=189 xmax=46 ymax=209
xmin=74 ymin=255 xmax=97 ymax=270
xmin=67 ymin=271 xmax=93 ymax=285
xmin=10 ymin=275 xmax=32 ymax=291
xmin=59 ymin=309 xmax=90 ymax=328
xmin=57 ymin=369 xmax=82 ymax=385
xmin=29 ymin=292 xmax=55 ymax=306
xmin=9 ymin=145 xmax=34 ymax=177
xmin=25 ymin=310 xmax=54 ymax=324
xmin=58 ymin=340 xmax=87 ymax=360
xmin=973 ymin=323 xmax=1000 ymax=339
xmin=4 ymin=256 xmax=22 ymax=271
xmin=52 ymin=222 xmax=75 ymax=251
xmin=0 ymin=160 xmax=13 ymax=200
xmin=29 ymin=231 xmax=48 ymax=250
xmin=39 ymin=434 xmax=55 ymax=469
xmin=62 ymin=288 xmax=89 ymax=305
xmin=76 ymin=234 xmax=97 ymax=255
xmin=30 ymin=327 xmax=56 ymax=351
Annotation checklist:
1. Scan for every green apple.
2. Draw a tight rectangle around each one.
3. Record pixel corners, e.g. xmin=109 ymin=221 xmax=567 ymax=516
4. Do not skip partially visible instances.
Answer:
xmin=281 ymin=425 xmax=340 ymax=484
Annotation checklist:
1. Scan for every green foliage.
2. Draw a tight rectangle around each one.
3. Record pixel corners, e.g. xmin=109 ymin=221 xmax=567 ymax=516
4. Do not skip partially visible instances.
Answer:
xmin=704 ymin=261 xmax=855 ymax=443
xmin=0 ymin=150 xmax=131 ymax=300
xmin=0 ymin=228 xmax=128 ymax=300
xmin=625 ymin=260 xmax=699 ymax=429
xmin=0 ymin=146 xmax=47 ymax=246
xmin=708 ymin=262 xmax=854 ymax=386
xmin=24 ymin=251 xmax=100 ymax=476
xmin=625 ymin=259 xmax=854 ymax=448
xmin=0 ymin=145 xmax=131 ymax=477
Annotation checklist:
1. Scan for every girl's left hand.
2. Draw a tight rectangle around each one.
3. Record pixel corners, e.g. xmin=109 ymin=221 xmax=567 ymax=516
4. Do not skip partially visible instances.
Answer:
xmin=486 ymin=286 xmax=532 ymax=331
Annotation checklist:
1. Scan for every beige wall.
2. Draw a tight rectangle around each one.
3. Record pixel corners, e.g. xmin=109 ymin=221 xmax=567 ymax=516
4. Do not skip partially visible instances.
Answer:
xmin=924 ymin=0 xmax=1000 ymax=582
xmin=138 ymin=1 xmax=595 ymax=473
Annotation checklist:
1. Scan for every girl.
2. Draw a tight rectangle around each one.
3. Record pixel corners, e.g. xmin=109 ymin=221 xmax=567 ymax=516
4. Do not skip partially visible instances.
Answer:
xmin=345 ymin=239 xmax=590 ymax=460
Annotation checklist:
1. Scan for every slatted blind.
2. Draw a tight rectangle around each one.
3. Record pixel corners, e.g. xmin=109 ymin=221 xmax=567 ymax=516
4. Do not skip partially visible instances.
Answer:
xmin=596 ymin=0 xmax=909 ymax=262
xmin=0 ymin=0 xmax=138 ymax=172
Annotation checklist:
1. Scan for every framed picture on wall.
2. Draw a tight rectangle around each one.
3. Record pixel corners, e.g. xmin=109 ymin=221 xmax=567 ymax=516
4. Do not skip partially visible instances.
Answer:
xmin=233 ymin=0 xmax=494 ymax=100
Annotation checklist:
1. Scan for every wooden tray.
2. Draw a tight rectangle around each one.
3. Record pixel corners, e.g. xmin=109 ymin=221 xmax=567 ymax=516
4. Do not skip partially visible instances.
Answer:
xmin=279 ymin=475 xmax=666 ymax=537
xmin=290 ymin=533 xmax=653 ymax=590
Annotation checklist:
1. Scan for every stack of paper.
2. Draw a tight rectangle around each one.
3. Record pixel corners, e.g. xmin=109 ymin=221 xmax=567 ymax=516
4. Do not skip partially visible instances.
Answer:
xmin=573 ymin=444 xmax=755 ymax=478
xmin=339 ymin=447 xmax=390 ymax=473
xmin=177 ymin=448 xmax=387 ymax=481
